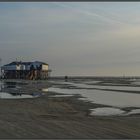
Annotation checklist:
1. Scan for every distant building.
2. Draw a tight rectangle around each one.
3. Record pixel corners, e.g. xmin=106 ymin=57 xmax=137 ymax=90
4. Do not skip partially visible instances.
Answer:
xmin=1 ymin=61 xmax=51 ymax=80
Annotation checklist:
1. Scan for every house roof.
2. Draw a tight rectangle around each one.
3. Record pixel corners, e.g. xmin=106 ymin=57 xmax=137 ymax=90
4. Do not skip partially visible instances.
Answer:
xmin=34 ymin=61 xmax=48 ymax=65
xmin=3 ymin=61 xmax=31 ymax=66
xmin=3 ymin=61 xmax=48 ymax=67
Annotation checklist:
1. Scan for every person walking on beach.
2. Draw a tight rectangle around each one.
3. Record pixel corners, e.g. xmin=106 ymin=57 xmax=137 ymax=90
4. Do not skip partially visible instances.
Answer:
xmin=65 ymin=75 xmax=68 ymax=82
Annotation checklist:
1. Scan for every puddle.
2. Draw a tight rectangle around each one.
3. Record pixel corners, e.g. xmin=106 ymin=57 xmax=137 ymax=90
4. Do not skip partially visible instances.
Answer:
xmin=47 ymin=80 xmax=140 ymax=115
xmin=0 ymin=92 xmax=38 ymax=99
xmin=131 ymin=81 xmax=140 ymax=86
xmin=51 ymin=80 xmax=140 ymax=92
xmin=0 ymin=83 xmax=4 ymax=91
xmin=73 ymin=82 xmax=140 ymax=92
xmin=0 ymin=81 xmax=47 ymax=99
xmin=90 ymin=107 xmax=126 ymax=116
xmin=49 ymin=94 xmax=74 ymax=98
xmin=4 ymin=81 xmax=28 ymax=85
xmin=0 ymin=81 xmax=21 ymax=91
xmin=101 ymin=83 xmax=128 ymax=86
xmin=81 ymin=81 xmax=101 ymax=84
xmin=48 ymin=87 xmax=140 ymax=108
xmin=42 ymin=88 xmax=49 ymax=92
xmin=126 ymin=109 xmax=140 ymax=115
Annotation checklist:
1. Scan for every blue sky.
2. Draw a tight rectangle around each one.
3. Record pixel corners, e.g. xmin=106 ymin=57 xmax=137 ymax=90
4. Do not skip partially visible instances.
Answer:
xmin=1 ymin=2 xmax=140 ymax=76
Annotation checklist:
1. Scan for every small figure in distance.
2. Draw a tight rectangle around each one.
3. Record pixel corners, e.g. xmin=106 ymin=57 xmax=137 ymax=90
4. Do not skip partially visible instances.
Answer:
xmin=65 ymin=75 xmax=68 ymax=82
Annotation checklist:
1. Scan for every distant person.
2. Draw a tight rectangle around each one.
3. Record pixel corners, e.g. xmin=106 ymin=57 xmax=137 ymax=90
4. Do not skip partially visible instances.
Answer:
xmin=65 ymin=76 xmax=68 ymax=82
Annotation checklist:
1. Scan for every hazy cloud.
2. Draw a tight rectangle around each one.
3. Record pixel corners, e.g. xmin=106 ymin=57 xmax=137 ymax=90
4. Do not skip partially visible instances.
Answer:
xmin=0 ymin=2 xmax=140 ymax=76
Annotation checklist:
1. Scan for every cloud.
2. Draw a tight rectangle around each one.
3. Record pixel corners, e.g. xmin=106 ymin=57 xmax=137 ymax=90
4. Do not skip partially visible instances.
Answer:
xmin=0 ymin=2 xmax=140 ymax=76
xmin=53 ymin=2 xmax=130 ymax=26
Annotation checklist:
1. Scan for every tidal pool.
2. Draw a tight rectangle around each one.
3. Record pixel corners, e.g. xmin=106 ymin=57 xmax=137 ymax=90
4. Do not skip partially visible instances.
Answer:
xmin=0 ymin=92 xmax=35 ymax=99
xmin=126 ymin=109 xmax=140 ymax=115
xmin=0 ymin=81 xmax=46 ymax=99
xmin=50 ymin=94 xmax=74 ymax=97
xmin=90 ymin=107 xmax=126 ymax=116
xmin=48 ymin=81 xmax=140 ymax=108
xmin=49 ymin=87 xmax=140 ymax=107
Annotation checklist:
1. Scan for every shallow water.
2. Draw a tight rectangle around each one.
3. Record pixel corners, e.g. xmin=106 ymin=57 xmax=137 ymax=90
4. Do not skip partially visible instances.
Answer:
xmin=70 ymin=82 xmax=140 ymax=92
xmin=132 ymin=81 xmax=140 ymax=85
xmin=47 ymin=79 xmax=140 ymax=115
xmin=50 ymin=80 xmax=140 ymax=92
xmin=90 ymin=107 xmax=125 ymax=116
xmin=50 ymin=94 xmax=74 ymax=97
xmin=0 ymin=81 xmax=45 ymax=99
xmin=90 ymin=108 xmax=140 ymax=116
xmin=126 ymin=109 xmax=140 ymax=115
xmin=47 ymin=79 xmax=140 ymax=108
xmin=42 ymin=88 xmax=49 ymax=92
xmin=48 ymin=87 xmax=140 ymax=107
xmin=0 ymin=92 xmax=35 ymax=99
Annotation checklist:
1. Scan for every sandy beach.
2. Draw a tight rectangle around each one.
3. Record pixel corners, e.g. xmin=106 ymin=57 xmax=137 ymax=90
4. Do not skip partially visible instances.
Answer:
xmin=0 ymin=77 xmax=140 ymax=138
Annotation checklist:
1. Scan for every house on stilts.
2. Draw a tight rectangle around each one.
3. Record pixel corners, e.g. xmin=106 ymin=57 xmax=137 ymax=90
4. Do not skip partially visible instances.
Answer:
xmin=1 ymin=61 xmax=51 ymax=80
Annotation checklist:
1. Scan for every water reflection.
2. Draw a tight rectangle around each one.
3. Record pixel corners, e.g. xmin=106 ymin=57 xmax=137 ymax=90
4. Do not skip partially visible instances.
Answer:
xmin=0 ymin=92 xmax=35 ymax=99
xmin=0 ymin=82 xmax=4 ymax=91
xmin=0 ymin=81 xmax=18 ymax=91
xmin=0 ymin=81 xmax=47 ymax=99
xmin=90 ymin=107 xmax=126 ymax=116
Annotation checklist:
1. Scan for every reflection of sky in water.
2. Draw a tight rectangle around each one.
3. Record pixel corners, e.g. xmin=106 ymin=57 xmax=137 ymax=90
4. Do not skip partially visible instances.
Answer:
xmin=90 ymin=107 xmax=125 ymax=116
xmin=42 ymin=88 xmax=48 ymax=92
xmin=49 ymin=79 xmax=140 ymax=91
xmin=127 ymin=109 xmax=140 ymax=115
xmin=90 ymin=108 xmax=140 ymax=116
xmin=0 ymin=82 xmax=4 ymax=91
xmin=48 ymin=87 xmax=140 ymax=107
xmin=47 ymin=79 xmax=140 ymax=108
xmin=0 ymin=81 xmax=46 ymax=99
xmin=50 ymin=94 xmax=73 ymax=98
xmin=0 ymin=81 xmax=20 ymax=92
xmin=0 ymin=92 xmax=34 ymax=99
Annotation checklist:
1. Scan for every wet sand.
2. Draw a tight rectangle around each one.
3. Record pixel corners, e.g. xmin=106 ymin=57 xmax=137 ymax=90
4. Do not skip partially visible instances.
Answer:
xmin=0 ymin=78 xmax=140 ymax=138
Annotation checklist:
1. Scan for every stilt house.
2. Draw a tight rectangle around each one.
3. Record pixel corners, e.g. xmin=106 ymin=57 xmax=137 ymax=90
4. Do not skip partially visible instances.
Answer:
xmin=1 ymin=61 xmax=51 ymax=80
